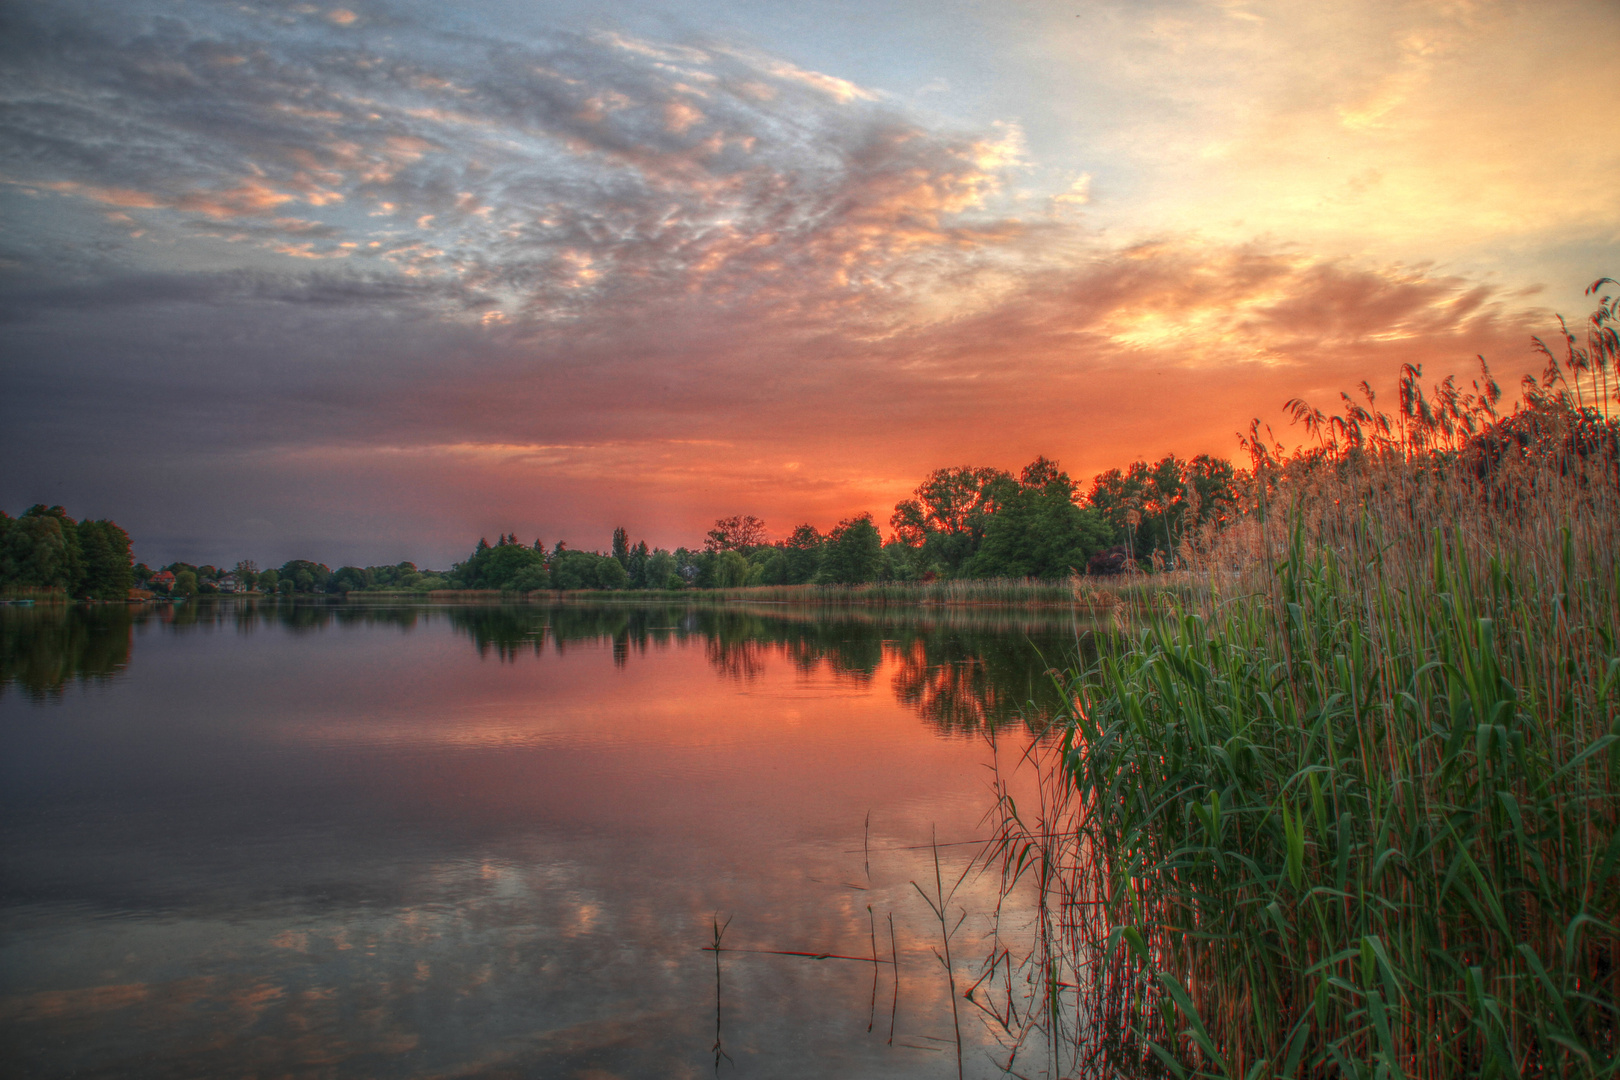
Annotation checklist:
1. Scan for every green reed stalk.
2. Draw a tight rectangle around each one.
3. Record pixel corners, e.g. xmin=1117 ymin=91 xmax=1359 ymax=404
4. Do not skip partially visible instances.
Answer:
xmin=1049 ymin=490 xmax=1618 ymax=1075
xmin=989 ymin=410 xmax=1620 ymax=1078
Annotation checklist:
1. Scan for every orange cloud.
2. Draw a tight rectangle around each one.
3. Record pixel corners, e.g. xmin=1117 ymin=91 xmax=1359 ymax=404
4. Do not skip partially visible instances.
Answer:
xmin=40 ymin=181 xmax=163 ymax=208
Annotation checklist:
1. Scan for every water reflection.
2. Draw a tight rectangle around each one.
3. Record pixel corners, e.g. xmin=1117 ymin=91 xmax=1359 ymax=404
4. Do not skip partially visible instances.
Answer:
xmin=0 ymin=600 xmax=1083 ymax=1077
xmin=0 ymin=605 xmax=132 ymax=699
xmin=1 ymin=600 xmax=1088 ymax=733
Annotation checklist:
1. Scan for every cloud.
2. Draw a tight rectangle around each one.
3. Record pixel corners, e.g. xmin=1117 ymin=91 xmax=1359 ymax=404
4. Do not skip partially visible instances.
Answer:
xmin=0 ymin=1 xmax=1033 ymax=317
xmin=727 ymin=51 xmax=879 ymax=104
xmin=1 ymin=231 xmax=1550 ymax=568
xmin=1027 ymin=0 xmax=1620 ymax=267
xmin=0 ymin=0 xmax=1588 ymax=566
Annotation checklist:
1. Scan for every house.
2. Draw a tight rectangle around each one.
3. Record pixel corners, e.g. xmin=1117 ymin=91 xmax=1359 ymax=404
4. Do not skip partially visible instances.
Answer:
xmin=151 ymin=570 xmax=176 ymax=591
xmin=218 ymin=574 xmax=240 ymax=593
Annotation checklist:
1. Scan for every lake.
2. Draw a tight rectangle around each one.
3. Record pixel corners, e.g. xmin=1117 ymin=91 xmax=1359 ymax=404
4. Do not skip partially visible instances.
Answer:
xmin=0 ymin=600 xmax=1090 ymax=1079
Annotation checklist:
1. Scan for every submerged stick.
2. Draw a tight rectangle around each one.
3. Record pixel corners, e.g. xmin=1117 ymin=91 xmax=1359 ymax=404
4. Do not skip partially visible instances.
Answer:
xmin=699 ymin=945 xmax=891 ymax=964
xmin=711 ymin=914 xmax=733 ymax=1074
xmin=867 ymin=905 xmax=880 ymax=1032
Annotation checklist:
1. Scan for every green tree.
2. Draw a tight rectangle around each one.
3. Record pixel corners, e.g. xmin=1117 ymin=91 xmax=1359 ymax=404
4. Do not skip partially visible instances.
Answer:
xmin=714 ymin=549 xmax=750 ymax=588
xmin=627 ymin=540 xmax=650 ymax=586
xmin=595 ymin=557 xmax=629 ymax=590
xmin=278 ymin=560 xmax=332 ymax=593
xmin=257 ymin=568 xmax=279 ymax=593
xmin=819 ymin=515 xmax=883 ymax=584
xmin=611 ymin=527 xmax=631 ymax=567
xmin=890 ymin=467 xmax=1014 ymax=574
xmin=331 ymin=566 xmax=373 ymax=593
xmin=644 ymin=549 xmax=677 ymax=589
xmin=881 ymin=537 xmax=923 ymax=581
xmin=0 ymin=506 xmax=83 ymax=593
xmin=757 ymin=549 xmax=791 ymax=584
xmin=509 ymin=565 xmax=550 ymax=592
xmin=1087 ymin=453 xmax=1237 ymax=566
xmin=174 ymin=570 xmax=199 ymax=596
xmin=550 ymin=549 xmax=627 ymax=590
xmin=75 ymin=520 xmax=134 ymax=600
xmin=450 ymin=536 xmax=547 ymax=590
xmin=782 ymin=524 xmax=824 ymax=584
xmin=704 ymin=515 xmax=768 ymax=553
xmin=964 ymin=457 xmax=1112 ymax=579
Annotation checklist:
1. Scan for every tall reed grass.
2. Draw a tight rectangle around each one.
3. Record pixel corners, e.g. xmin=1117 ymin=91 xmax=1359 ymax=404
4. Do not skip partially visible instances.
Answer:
xmin=989 ymin=292 xmax=1620 ymax=1078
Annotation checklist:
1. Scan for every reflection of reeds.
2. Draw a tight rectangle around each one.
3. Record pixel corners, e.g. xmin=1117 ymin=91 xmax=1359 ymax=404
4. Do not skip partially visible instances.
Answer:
xmin=910 ymin=827 xmax=971 ymax=1080
xmin=991 ymin=381 xmax=1620 ymax=1075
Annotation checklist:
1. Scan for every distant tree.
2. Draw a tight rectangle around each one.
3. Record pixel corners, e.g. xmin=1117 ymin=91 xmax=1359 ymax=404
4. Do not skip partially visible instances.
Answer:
xmin=278 ymin=560 xmax=333 ymax=593
xmin=233 ymin=559 xmax=259 ymax=590
xmin=509 ymin=565 xmax=550 ymax=592
xmin=174 ymin=570 xmax=199 ymax=597
xmin=819 ymin=515 xmax=883 ymax=584
xmin=75 ymin=519 xmax=134 ymax=600
xmin=964 ymin=456 xmax=1112 ymax=579
xmin=330 ymin=566 xmax=373 ymax=593
xmin=611 ymin=527 xmax=631 ymax=567
xmin=704 ymin=515 xmax=768 ymax=553
xmin=257 ymin=568 xmax=279 ymax=593
xmin=673 ymin=547 xmax=701 ymax=586
xmin=452 ymin=540 xmax=546 ymax=590
xmin=0 ymin=506 xmax=82 ymax=592
xmin=1087 ymin=453 xmax=1237 ymax=566
xmin=782 ymin=524 xmax=825 ymax=584
xmin=627 ymin=540 xmax=650 ymax=587
xmin=890 ymin=467 xmax=1015 ymax=574
xmin=757 ymin=548 xmax=791 ymax=585
xmin=714 ymin=549 xmax=751 ymax=588
xmin=644 ymin=549 xmax=677 ymax=589
xmin=550 ymin=549 xmax=627 ymax=590
xmin=881 ymin=537 xmax=923 ymax=581
xmin=596 ymin=557 xmax=629 ymax=590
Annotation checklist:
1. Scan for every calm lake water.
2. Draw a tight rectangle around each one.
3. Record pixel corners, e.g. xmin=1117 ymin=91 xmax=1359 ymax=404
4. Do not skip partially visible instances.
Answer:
xmin=1 ymin=600 xmax=1088 ymax=1079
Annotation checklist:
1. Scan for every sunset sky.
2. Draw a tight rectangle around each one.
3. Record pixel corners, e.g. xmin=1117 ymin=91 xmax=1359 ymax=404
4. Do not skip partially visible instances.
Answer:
xmin=3 ymin=0 xmax=1616 ymax=567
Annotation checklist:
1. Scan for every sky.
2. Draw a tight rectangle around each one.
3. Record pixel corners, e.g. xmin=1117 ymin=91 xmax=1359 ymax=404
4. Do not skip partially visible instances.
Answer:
xmin=2 ymin=0 xmax=1616 ymax=568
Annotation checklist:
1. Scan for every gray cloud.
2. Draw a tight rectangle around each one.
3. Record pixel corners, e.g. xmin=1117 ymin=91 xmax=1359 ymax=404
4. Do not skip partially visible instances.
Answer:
xmin=1 ymin=0 xmax=1016 ymax=329
xmin=0 ymin=0 xmax=1564 ymax=567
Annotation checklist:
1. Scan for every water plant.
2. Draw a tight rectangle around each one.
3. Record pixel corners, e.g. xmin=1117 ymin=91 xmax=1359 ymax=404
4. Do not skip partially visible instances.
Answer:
xmin=987 ymin=285 xmax=1620 ymax=1078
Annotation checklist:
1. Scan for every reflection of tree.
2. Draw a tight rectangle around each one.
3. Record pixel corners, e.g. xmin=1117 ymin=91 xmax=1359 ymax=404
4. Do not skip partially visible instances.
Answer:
xmin=0 ymin=605 xmax=132 ymax=700
xmin=440 ymin=602 xmax=1086 ymax=733
xmin=154 ymin=599 xmax=427 ymax=636
xmin=449 ymin=606 xmax=551 ymax=661
xmin=3 ymin=596 xmax=1090 ymax=734
xmin=888 ymin=632 xmax=1075 ymax=735
xmin=705 ymin=636 xmax=770 ymax=680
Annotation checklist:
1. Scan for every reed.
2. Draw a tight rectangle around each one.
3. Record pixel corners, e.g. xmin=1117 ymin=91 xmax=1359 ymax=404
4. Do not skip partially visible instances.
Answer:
xmin=990 ymin=319 xmax=1620 ymax=1077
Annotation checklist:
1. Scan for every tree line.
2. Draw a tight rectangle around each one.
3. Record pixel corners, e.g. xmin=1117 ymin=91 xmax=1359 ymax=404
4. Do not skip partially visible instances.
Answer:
xmin=2 ymin=450 xmax=1242 ymax=600
xmin=414 ymin=452 xmax=1240 ymax=593
xmin=0 ymin=506 xmax=134 ymax=600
